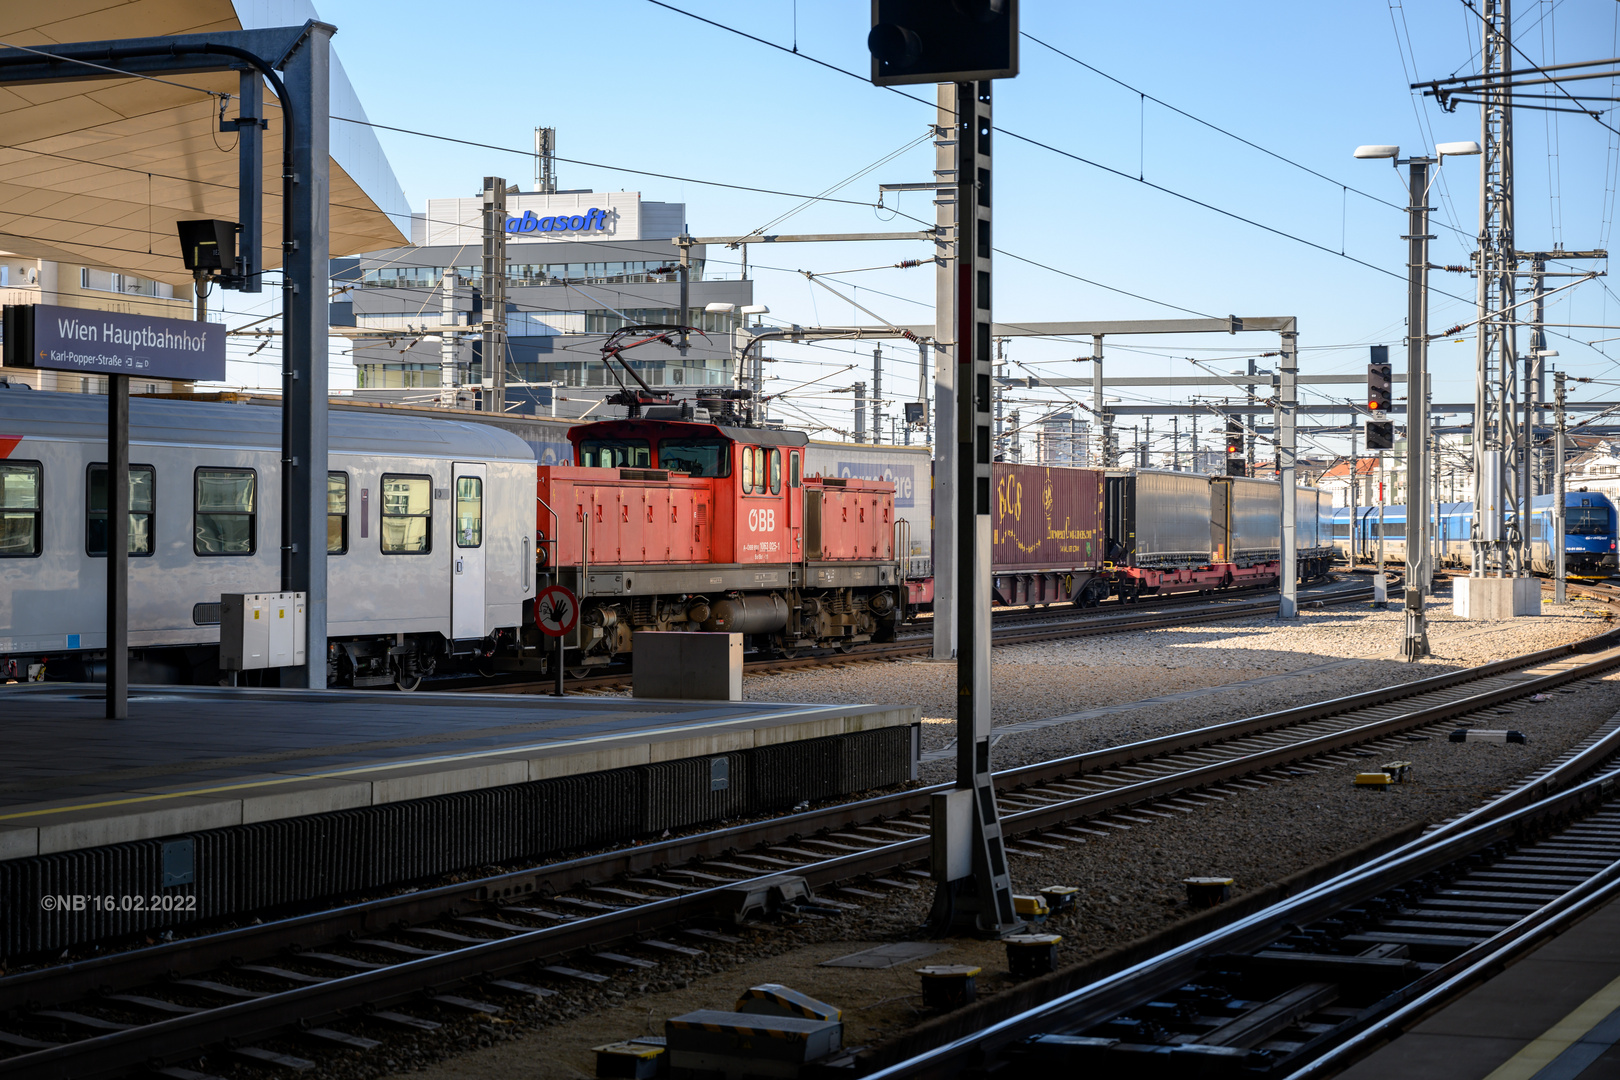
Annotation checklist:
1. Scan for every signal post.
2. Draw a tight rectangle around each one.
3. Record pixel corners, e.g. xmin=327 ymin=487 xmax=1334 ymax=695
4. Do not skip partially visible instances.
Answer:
xmin=870 ymin=0 xmax=1021 ymax=936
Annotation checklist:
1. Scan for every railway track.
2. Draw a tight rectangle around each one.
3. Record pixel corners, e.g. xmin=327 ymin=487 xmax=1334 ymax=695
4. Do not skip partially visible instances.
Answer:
xmin=4 ymin=624 xmax=1619 ymax=1077
xmin=864 ymin=707 xmax=1620 ymax=1079
xmin=472 ymin=576 xmax=1382 ymax=694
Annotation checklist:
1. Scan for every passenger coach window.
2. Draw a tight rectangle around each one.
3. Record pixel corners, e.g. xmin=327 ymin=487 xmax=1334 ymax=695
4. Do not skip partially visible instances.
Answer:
xmin=578 ymin=438 xmax=650 ymax=468
xmin=194 ymin=468 xmax=256 ymax=555
xmin=0 ymin=461 xmax=41 ymax=557
xmin=328 ymin=472 xmax=349 ymax=554
xmin=456 ymin=476 xmax=483 ymax=547
xmin=381 ymin=474 xmax=432 ymax=553
xmin=88 ymin=463 xmax=155 ymax=556
xmin=769 ymin=448 xmax=782 ymax=495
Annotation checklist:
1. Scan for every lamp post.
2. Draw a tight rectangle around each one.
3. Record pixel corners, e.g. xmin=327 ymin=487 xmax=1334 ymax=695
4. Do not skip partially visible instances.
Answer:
xmin=1354 ymin=139 xmax=1481 ymax=659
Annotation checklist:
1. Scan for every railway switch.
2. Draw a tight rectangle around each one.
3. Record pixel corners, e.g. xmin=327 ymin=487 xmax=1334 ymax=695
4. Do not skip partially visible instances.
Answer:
xmin=593 ymin=1041 xmax=664 ymax=1079
xmin=1040 ymin=885 xmax=1079 ymax=915
xmin=1449 ymin=729 xmax=1528 ymax=744
xmin=735 ymin=984 xmax=840 ymax=1023
xmin=1004 ymin=933 xmax=1062 ymax=978
xmin=918 ymin=965 xmax=982 ymax=1009
xmin=1012 ymin=894 xmax=1050 ymax=921
xmin=1182 ymin=877 xmax=1233 ymax=908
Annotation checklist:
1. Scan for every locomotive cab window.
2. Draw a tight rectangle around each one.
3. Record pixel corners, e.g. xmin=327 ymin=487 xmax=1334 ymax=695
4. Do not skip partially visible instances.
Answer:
xmin=789 ymin=451 xmax=801 ymax=488
xmin=0 ymin=461 xmax=42 ymax=557
xmin=740 ymin=446 xmax=758 ymax=493
xmin=456 ymin=476 xmax=482 ymax=547
xmin=578 ymin=438 xmax=650 ymax=469
xmin=1567 ymin=506 xmax=1609 ymax=536
xmin=328 ymin=472 xmax=349 ymax=554
xmin=194 ymin=468 xmax=256 ymax=556
xmin=381 ymin=474 xmax=432 ymax=553
xmin=769 ymin=448 xmax=782 ymax=495
xmin=88 ymin=463 xmax=155 ymax=556
xmin=659 ymin=437 xmax=729 ymax=478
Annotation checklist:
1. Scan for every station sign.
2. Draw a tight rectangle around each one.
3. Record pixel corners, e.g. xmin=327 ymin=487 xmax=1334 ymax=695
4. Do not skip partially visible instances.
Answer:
xmin=505 ymin=207 xmax=609 ymax=235
xmin=2 ymin=303 xmax=225 ymax=381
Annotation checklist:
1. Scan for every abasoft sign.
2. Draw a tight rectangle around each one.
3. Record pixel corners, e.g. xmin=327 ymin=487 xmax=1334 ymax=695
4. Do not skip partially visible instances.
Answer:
xmin=3 ymin=303 xmax=225 ymax=381
xmin=505 ymin=208 xmax=609 ymax=235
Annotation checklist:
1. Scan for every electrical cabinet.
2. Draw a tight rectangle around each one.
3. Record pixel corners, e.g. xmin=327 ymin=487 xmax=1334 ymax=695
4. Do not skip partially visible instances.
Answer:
xmin=220 ymin=592 xmax=306 ymax=671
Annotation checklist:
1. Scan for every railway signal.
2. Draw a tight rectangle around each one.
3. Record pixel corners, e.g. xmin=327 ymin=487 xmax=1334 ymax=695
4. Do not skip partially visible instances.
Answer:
xmin=868 ymin=0 xmax=1019 ymax=86
xmin=1224 ymin=417 xmax=1245 ymax=476
xmin=1366 ymin=348 xmax=1394 ymax=450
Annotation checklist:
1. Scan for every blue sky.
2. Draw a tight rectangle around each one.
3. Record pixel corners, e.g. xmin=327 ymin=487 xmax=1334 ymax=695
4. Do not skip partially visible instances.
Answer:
xmin=308 ymin=0 xmax=1620 ymax=457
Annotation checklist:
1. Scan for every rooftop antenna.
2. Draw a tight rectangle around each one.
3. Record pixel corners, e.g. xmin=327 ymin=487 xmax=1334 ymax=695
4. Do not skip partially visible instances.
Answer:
xmin=534 ymin=127 xmax=557 ymax=194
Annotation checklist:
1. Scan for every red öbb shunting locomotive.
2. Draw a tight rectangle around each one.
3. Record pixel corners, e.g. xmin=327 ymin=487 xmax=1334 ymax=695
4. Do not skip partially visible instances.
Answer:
xmin=531 ymin=415 xmax=902 ymax=670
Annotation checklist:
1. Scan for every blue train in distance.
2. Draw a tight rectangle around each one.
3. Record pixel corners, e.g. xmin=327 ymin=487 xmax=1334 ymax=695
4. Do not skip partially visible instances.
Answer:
xmin=1330 ymin=490 xmax=1619 ymax=579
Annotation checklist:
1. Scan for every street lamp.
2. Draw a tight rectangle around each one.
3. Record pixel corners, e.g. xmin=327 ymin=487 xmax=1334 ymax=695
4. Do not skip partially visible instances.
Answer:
xmin=1354 ymin=139 xmax=1480 ymax=661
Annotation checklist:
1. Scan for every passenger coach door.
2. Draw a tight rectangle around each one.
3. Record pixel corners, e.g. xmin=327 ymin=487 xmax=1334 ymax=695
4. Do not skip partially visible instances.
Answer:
xmin=451 ymin=462 xmax=487 ymax=640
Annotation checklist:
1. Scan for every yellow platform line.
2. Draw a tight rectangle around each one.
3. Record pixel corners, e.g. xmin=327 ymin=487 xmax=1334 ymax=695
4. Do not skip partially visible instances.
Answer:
xmin=1483 ymin=971 xmax=1620 ymax=1080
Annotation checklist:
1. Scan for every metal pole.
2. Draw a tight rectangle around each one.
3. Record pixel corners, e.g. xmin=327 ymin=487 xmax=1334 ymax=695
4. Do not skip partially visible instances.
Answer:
xmin=106 ymin=374 xmax=128 ymax=719
xmin=482 ymin=175 xmax=508 ymax=414
xmin=917 ymin=340 xmax=930 ymax=434
xmin=439 ymin=269 xmax=459 ymax=407
xmin=554 ymin=634 xmax=565 ymax=696
xmin=1472 ymin=0 xmax=1517 ymax=579
xmin=1278 ymin=331 xmax=1299 ymax=619
xmin=281 ymin=21 xmax=333 ymax=689
xmin=1555 ymin=370 xmax=1567 ymax=603
xmin=1172 ymin=416 xmax=1180 ymax=470
xmin=932 ymin=85 xmax=957 ymax=664
xmin=1090 ymin=336 xmax=1104 ymax=465
xmin=1528 ymin=257 xmax=1545 ymax=497
xmin=676 ymin=235 xmax=691 ymax=356
xmin=945 ymin=78 xmax=1016 ymax=935
xmin=853 ymin=381 xmax=866 ymax=443
xmin=1402 ymin=157 xmax=1432 ymax=658
xmin=1376 ymin=453 xmax=1388 ymax=606
xmin=872 ymin=345 xmax=883 ymax=445
xmin=1349 ymin=426 xmax=1358 ymax=565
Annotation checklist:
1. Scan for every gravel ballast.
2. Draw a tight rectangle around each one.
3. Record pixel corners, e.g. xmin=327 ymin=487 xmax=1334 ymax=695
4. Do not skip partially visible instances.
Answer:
xmin=288 ymin=595 xmax=1620 ymax=1080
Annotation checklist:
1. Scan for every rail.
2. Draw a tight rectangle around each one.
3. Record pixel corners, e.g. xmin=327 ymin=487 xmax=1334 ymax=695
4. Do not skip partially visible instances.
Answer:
xmin=5 ymin=624 xmax=1620 ymax=1077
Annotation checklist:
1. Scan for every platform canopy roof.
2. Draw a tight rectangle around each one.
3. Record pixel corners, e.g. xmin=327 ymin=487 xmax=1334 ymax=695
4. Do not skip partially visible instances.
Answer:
xmin=0 ymin=0 xmax=409 ymax=287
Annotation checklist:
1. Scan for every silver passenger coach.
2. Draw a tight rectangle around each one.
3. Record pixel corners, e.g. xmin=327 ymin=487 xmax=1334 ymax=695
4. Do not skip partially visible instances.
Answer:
xmin=0 ymin=390 xmax=535 ymax=688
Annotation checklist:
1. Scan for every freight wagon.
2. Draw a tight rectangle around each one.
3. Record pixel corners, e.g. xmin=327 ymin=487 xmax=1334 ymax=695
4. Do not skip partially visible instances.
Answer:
xmin=1106 ymin=470 xmax=1334 ymax=600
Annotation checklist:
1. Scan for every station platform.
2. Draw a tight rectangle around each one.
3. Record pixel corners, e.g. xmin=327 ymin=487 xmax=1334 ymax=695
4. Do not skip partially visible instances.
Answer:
xmin=1341 ymin=890 xmax=1620 ymax=1080
xmin=0 ymin=684 xmax=917 ymax=955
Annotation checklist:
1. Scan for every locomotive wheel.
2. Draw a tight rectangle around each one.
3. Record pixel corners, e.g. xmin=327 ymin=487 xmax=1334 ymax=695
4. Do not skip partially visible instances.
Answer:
xmin=836 ymin=640 xmax=857 ymax=654
xmin=475 ymin=655 xmax=498 ymax=678
xmin=393 ymin=667 xmax=422 ymax=692
xmin=568 ymin=667 xmax=594 ymax=680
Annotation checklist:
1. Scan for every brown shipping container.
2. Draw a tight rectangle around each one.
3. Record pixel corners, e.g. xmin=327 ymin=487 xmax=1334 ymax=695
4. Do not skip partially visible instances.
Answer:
xmin=991 ymin=463 xmax=1107 ymax=572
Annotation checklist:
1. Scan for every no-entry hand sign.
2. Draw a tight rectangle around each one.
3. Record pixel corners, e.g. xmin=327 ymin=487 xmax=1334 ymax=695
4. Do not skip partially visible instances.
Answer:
xmin=536 ymin=585 xmax=579 ymax=638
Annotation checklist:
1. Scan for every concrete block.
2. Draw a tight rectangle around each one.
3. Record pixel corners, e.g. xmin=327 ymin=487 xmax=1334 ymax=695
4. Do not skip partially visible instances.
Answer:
xmin=239 ymin=777 xmax=374 ymax=823
xmin=0 ymin=825 xmax=39 ymax=861
xmin=633 ymin=633 xmax=743 ymax=701
xmin=367 ymin=757 xmax=530 ymax=804
xmin=34 ymin=795 xmax=243 ymax=855
xmin=1454 ymin=576 xmax=1542 ymax=620
xmin=528 ymin=741 xmax=650 ymax=781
